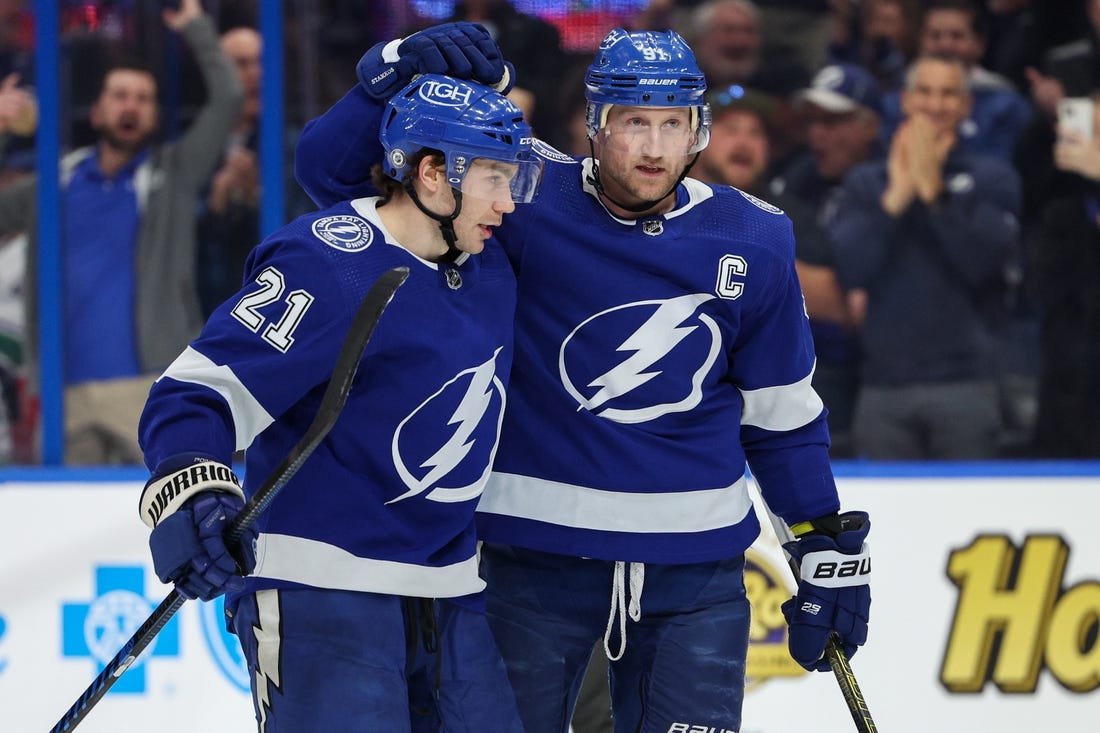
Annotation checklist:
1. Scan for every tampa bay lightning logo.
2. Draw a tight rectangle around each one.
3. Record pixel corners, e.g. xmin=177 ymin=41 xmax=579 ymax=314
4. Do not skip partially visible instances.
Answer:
xmin=560 ymin=294 xmax=722 ymax=423
xmin=389 ymin=349 xmax=507 ymax=503
xmin=311 ymin=215 xmax=374 ymax=252
xmin=738 ymin=190 xmax=783 ymax=215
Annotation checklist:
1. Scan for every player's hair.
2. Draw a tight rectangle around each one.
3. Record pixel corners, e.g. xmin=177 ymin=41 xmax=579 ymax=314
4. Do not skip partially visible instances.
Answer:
xmin=370 ymin=151 xmax=444 ymax=202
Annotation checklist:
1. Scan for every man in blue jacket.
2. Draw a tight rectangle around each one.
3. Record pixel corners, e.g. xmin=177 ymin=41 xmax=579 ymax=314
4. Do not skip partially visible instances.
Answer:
xmin=830 ymin=53 xmax=1021 ymax=459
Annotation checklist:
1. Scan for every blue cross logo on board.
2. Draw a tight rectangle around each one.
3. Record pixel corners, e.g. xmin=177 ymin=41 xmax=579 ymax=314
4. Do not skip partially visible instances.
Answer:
xmin=62 ymin=566 xmax=180 ymax=693
xmin=0 ymin=612 xmax=8 ymax=675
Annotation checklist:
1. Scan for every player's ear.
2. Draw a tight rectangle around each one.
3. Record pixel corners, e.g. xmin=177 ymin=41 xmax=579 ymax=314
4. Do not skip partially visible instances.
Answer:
xmin=415 ymin=154 xmax=447 ymax=196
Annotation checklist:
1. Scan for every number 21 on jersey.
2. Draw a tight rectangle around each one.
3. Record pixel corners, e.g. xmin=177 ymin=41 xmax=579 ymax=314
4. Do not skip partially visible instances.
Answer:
xmin=231 ymin=266 xmax=315 ymax=353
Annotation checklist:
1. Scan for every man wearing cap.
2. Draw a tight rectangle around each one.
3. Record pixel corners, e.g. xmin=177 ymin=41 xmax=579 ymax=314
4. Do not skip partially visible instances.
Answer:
xmin=769 ymin=62 xmax=885 ymax=457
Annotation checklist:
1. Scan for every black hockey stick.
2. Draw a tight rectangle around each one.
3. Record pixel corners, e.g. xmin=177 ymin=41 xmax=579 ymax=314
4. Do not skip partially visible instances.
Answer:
xmin=49 ymin=266 xmax=410 ymax=733
xmin=763 ymin=504 xmax=878 ymax=733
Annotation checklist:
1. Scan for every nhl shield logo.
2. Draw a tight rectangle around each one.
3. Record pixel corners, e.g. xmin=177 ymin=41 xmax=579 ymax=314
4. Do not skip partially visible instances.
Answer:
xmin=642 ymin=220 xmax=664 ymax=236
xmin=445 ymin=268 xmax=463 ymax=290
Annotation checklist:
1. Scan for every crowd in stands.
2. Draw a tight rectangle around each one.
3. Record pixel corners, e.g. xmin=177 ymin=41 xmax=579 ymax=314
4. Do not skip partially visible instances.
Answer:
xmin=0 ymin=0 xmax=1098 ymax=464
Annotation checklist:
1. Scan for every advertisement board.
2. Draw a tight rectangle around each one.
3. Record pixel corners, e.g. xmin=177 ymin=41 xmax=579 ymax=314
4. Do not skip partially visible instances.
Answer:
xmin=1 ymin=467 xmax=1098 ymax=731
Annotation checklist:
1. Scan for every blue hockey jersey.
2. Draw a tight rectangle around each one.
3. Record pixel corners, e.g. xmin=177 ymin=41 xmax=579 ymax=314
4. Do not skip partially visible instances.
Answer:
xmin=294 ymin=86 xmax=841 ymax=566
xmin=139 ymin=196 xmax=516 ymax=598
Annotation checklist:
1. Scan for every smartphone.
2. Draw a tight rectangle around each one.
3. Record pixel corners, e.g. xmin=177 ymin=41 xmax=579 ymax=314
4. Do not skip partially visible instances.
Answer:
xmin=1057 ymin=97 xmax=1094 ymax=141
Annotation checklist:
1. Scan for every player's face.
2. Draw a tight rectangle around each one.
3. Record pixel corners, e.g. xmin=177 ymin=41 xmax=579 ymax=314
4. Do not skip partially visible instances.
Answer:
xmin=594 ymin=105 xmax=696 ymax=209
xmin=451 ymin=159 xmax=520 ymax=254
xmin=91 ymin=70 xmax=159 ymax=154
xmin=696 ymin=108 xmax=768 ymax=189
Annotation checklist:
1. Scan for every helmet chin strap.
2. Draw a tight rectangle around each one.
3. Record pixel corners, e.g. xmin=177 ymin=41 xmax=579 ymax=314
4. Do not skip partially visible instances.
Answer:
xmin=585 ymin=138 xmax=701 ymax=216
xmin=403 ymin=179 xmax=464 ymax=263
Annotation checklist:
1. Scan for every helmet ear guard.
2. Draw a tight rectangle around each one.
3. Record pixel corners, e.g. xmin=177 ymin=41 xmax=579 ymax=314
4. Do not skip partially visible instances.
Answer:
xmin=583 ymin=28 xmax=710 ymax=153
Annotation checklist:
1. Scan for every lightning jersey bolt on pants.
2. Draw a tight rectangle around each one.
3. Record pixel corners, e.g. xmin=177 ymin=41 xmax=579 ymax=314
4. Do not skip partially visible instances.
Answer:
xmin=293 ymin=85 xmax=842 ymax=732
xmin=138 ymin=195 xmax=521 ymax=730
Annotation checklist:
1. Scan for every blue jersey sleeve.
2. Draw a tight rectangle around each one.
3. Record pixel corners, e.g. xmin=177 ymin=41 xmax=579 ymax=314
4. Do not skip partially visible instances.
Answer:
xmin=139 ymin=229 xmax=370 ymax=470
xmin=295 ymin=84 xmax=386 ymax=208
xmin=733 ymin=215 xmax=840 ymax=523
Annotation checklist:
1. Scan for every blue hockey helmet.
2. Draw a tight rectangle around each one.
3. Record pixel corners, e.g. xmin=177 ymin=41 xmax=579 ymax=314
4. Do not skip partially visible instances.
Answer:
xmin=380 ymin=74 xmax=543 ymax=203
xmin=584 ymin=28 xmax=711 ymax=153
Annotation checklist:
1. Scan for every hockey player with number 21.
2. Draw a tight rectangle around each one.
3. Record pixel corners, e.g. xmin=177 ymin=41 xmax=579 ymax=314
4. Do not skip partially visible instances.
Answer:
xmin=136 ymin=72 xmax=542 ymax=730
xmin=295 ymin=22 xmax=873 ymax=733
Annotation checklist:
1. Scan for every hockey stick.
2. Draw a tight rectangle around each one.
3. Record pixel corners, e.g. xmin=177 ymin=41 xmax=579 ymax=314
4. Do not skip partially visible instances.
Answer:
xmin=762 ymin=504 xmax=879 ymax=733
xmin=49 ymin=266 xmax=410 ymax=733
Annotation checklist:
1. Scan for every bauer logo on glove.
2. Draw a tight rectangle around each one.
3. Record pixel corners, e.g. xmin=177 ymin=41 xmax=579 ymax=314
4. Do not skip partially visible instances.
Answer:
xmin=782 ymin=510 xmax=871 ymax=672
xmin=802 ymin=546 xmax=871 ymax=587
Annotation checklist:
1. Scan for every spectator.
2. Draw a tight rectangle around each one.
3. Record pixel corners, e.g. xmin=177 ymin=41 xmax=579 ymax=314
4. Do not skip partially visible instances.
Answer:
xmin=754 ymin=0 xmax=834 ymax=78
xmin=770 ymin=63 xmax=885 ymax=456
xmin=684 ymin=0 xmax=808 ymax=96
xmin=828 ymin=0 xmax=921 ymax=91
xmin=1017 ymin=1 xmax=1100 ymax=218
xmin=830 ymin=54 xmax=1021 ymax=459
xmin=195 ymin=25 xmax=261 ymax=318
xmin=981 ymin=0 xmax=1046 ymax=92
xmin=0 ymin=71 xmax=32 ymax=464
xmin=1028 ymin=93 xmax=1100 ymax=457
xmin=881 ymin=0 xmax=1034 ymax=161
xmin=684 ymin=0 xmax=810 ymax=169
xmin=1025 ymin=0 xmax=1100 ymax=117
xmin=697 ymin=87 xmax=838 ymax=356
xmin=0 ymin=0 xmax=241 ymax=464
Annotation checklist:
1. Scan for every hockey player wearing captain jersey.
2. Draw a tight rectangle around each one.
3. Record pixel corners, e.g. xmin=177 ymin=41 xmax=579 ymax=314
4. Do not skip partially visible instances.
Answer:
xmin=295 ymin=23 xmax=872 ymax=733
xmin=136 ymin=71 xmax=542 ymax=731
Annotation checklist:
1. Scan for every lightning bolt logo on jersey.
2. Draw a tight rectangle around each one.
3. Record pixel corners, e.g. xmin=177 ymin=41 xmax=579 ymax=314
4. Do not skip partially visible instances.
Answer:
xmin=477 ymin=158 xmax=834 ymax=565
xmin=390 ymin=349 xmax=506 ymax=504
xmin=561 ymin=294 xmax=721 ymax=424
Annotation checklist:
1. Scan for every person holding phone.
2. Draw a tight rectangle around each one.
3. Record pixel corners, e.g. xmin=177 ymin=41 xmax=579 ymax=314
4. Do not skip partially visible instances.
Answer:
xmin=1029 ymin=90 xmax=1100 ymax=458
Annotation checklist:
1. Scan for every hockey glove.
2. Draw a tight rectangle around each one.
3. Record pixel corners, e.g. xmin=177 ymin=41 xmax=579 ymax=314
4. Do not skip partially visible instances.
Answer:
xmin=781 ymin=511 xmax=871 ymax=672
xmin=140 ymin=456 xmax=257 ymax=601
xmin=357 ymin=21 xmax=514 ymax=100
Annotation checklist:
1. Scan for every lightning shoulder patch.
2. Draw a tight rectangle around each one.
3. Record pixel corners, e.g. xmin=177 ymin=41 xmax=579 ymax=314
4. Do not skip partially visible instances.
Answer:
xmin=311 ymin=215 xmax=375 ymax=252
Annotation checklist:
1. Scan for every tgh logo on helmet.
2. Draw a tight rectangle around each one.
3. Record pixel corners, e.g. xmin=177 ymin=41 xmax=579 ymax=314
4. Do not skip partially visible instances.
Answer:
xmin=418 ymin=79 xmax=474 ymax=108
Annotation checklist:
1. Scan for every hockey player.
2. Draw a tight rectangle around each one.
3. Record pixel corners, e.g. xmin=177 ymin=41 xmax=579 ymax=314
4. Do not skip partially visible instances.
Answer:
xmin=294 ymin=24 xmax=872 ymax=733
xmin=137 ymin=73 xmax=542 ymax=730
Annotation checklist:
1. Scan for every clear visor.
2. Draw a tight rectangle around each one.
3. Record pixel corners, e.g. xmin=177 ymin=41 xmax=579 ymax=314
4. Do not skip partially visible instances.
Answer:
xmin=454 ymin=157 xmax=544 ymax=204
xmin=596 ymin=105 xmax=710 ymax=156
